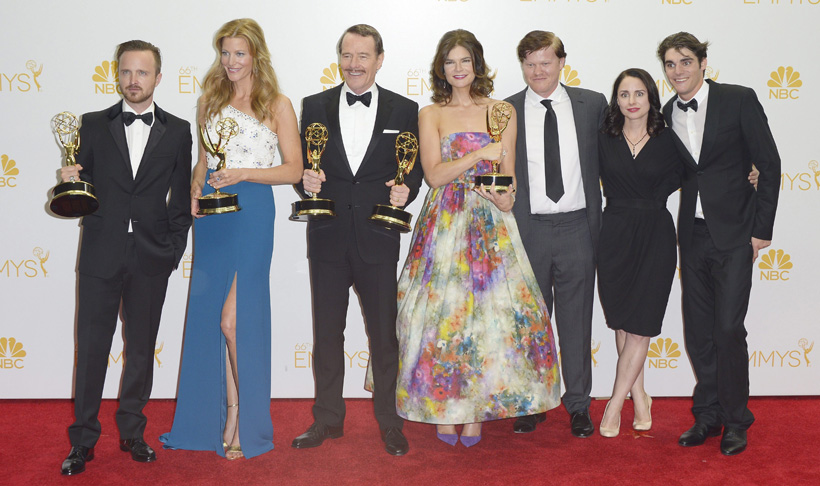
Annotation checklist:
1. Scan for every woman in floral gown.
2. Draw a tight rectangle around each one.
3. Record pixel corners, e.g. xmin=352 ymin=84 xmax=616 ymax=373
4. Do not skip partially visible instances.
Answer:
xmin=396 ymin=29 xmax=561 ymax=447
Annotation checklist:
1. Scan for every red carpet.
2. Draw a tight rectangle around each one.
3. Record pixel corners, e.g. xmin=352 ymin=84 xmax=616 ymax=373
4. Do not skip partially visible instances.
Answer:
xmin=4 ymin=397 xmax=819 ymax=485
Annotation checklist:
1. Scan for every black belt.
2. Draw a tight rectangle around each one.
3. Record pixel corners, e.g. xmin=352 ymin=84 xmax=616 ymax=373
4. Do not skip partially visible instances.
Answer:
xmin=606 ymin=198 xmax=665 ymax=210
xmin=529 ymin=208 xmax=587 ymax=222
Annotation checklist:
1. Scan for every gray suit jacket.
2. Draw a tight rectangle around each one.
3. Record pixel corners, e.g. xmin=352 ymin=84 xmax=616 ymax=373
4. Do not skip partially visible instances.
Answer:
xmin=506 ymin=85 xmax=607 ymax=257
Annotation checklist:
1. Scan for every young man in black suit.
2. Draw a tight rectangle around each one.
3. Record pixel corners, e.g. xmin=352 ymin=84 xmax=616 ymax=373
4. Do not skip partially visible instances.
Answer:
xmin=291 ymin=24 xmax=423 ymax=456
xmin=658 ymin=32 xmax=780 ymax=456
xmin=505 ymin=31 xmax=607 ymax=438
xmin=60 ymin=40 xmax=192 ymax=475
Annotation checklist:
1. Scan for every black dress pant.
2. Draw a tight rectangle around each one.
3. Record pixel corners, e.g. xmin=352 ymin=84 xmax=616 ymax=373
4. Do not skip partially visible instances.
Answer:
xmin=680 ymin=221 xmax=755 ymax=430
xmin=308 ymin=232 xmax=402 ymax=430
xmin=69 ymin=235 xmax=170 ymax=447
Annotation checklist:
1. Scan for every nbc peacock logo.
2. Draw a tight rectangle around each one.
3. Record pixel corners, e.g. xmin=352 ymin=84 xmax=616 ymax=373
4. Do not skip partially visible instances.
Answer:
xmin=759 ymin=249 xmax=792 ymax=281
xmin=1 ymin=154 xmax=19 ymax=189
xmin=0 ymin=337 xmax=26 ymax=369
xmin=647 ymin=337 xmax=681 ymax=369
xmin=768 ymin=66 xmax=801 ymax=100
xmin=319 ymin=62 xmax=342 ymax=91
xmin=560 ymin=65 xmax=581 ymax=87
xmin=93 ymin=60 xmax=120 ymax=95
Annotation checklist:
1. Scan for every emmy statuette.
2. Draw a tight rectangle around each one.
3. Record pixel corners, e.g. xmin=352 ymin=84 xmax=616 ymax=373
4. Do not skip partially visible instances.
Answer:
xmin=474 ymin=101 xmax=514 ymax=193
xmin=49 ymin=112 xmax=99 ymax=217
xmin=368 ymin=132 xmax=418 ymax=233
xmin=290 ymin=122 xmax=336 ymax=221
xmin=198 ymin=118 xmax=241 ymax=215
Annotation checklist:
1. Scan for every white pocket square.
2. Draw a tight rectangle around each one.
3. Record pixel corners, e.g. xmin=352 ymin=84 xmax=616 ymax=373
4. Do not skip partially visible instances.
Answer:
xmin=383 ymin=129 xmax=400 ymax=134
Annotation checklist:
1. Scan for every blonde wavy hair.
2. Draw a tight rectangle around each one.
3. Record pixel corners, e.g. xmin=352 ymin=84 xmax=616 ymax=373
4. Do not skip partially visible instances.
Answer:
xmin=200 ymin=18 xmax=281 ymax=123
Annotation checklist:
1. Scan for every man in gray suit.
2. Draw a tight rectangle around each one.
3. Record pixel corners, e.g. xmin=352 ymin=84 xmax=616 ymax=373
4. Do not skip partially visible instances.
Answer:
xmin=505 ymin=31 xmax=606 ymax=437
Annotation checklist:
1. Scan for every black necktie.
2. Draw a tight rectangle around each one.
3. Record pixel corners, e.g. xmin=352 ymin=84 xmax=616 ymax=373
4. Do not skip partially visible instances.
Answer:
xmin=541 ymin=99 xmax=564 ymax=203
xmin=677 ymin=98 xmax=698 ymax=112
xmin=346 ymin=91 xmax=372 ymax=107
xmin=123 ymin=112 xmax=153 ymax=126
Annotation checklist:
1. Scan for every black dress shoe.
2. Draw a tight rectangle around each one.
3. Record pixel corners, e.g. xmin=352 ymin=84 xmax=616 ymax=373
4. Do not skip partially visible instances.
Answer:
xmin=570 ymin=410 xmax=594 ymax=438
xmin=678 ymin=422 xmax=723 ymax=447
xmin=61 ymin=446 xmax=94 ymax=476
xmin=119 ymin=438 xmax=156 ymax=462
xmin=381 ymin=426 xmax=409 ymax=456
xmin=720 ymin=427 xmax=747 ymax=456
xmin=291 ymin=422 xmax=344 ymax=449
xmin=513 ymin=412 xmax=546 ymax=434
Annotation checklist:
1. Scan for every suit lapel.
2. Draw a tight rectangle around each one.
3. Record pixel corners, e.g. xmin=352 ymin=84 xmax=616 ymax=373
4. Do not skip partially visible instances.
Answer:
xmin=698 ymin=79 xmax=720 ymax=167
xmin=107 ymin=101 xmax=131 ymax=174
xmin=359 ymin=85 xmax=393 ymax=174
xmin=324 ymin=86 xmax=351 ymax=175
xmin=510 ymin=89 xmax=529 ymax=193
xmin=566 ymin=86 xmax=594 ymax=187
xmin=664 ymin=96 xmax=698 ymax=169
xmin=135 ymin=105 xmax=167 ymax=183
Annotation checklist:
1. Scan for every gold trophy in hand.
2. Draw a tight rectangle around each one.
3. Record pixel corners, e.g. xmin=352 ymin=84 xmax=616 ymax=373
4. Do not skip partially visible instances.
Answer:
xmin=368 ymin=132 xmax=418 ymax=233
xmin=290 ymin=122 xmax=336 ymax=221
xmin=198 ymin=118 xmax=241 ymax=215
xmin=49 ymin=112 xmax=99 ymax=217
xmin=474 ymin=101 xmax=513 ymax=193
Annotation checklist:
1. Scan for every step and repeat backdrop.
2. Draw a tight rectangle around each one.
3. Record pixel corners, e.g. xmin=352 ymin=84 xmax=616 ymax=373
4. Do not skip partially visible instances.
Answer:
xmin=1 ymin=0 xmax=817 ymax=399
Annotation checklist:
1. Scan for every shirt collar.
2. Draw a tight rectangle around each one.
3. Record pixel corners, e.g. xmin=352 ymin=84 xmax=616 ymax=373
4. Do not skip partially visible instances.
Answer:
xmin=526 ymin=83 xmax=568 ymax=106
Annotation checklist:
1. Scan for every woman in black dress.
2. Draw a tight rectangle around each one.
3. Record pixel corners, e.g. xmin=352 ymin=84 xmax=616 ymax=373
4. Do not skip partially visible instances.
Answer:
xmin=596 ymin=69 xmax=681 ymax=437
xmin=596 ymin=69 xmax=758 ymax=437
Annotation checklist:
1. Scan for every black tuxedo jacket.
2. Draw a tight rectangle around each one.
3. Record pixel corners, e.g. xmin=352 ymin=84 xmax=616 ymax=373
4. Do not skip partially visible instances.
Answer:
xmin=506 ymin=85 xmax=607 ymax=256
xmin=663 ymin=79 xmax=780 ymax=252
xmin=76 ymin=101 xmax=192 ymax=278
xmin=299 ymin=84 xmax=423 ymax=264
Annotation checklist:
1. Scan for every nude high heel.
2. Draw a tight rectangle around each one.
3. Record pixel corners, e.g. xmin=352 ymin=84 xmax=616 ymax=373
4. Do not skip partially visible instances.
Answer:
xmin=633 ymin=395 xmax=653 ymax=431
xmin=599 ymin=401 xmax=620 ymax=438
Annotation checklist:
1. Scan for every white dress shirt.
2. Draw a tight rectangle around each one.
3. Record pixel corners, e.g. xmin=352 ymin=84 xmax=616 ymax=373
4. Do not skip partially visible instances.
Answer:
xmin=671 ymin=82 xmax=709 ymax=219
xmin=123 ymin=101 xmax=155 ymax=231
xmin=524 ymin=85 xmax=585 ymax=214
xmin=339 ymin=84 xmax=378 ymax=176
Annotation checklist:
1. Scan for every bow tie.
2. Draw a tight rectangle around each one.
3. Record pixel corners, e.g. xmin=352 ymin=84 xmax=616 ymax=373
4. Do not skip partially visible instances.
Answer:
xmin=123 ymin=112 xmax=154 ymax=126
xmin=677 ymin=98 xmax=698 ymax=112
xmin=346 ymin=91 xmax=372 ymax=107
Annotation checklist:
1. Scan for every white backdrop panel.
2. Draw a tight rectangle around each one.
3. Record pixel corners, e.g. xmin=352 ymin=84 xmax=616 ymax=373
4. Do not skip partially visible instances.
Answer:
xmin=1 ymin=0 xmax=817 ymax=399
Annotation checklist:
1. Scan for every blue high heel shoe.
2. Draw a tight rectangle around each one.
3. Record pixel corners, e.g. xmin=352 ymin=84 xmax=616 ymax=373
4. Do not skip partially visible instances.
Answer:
xmin=459 ymin=434 xmax=482 ymax=447
xmin=436 ymin=431 xmax=458 ymax=446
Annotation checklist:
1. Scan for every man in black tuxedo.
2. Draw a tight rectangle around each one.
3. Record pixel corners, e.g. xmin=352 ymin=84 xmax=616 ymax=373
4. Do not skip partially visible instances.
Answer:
xmin=658 ymin=32 xmax=780 ymax=456
xmin=291 ymin=24 xmax=422 ymax=456
xmin=505 ymin=31 xmax=606 ymax=438
xmin=60 ymin=40 xmax=192 ymax=475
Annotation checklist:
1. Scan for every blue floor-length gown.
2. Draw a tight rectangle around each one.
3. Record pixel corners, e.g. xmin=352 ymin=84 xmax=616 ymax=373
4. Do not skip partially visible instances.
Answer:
xmin=160 ymin=106 xmax=278 ymax=458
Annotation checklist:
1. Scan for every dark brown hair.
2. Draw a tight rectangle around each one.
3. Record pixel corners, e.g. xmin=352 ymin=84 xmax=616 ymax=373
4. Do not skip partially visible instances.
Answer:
xmin=430 ymin=29 xmax=494 ymax=104
xmin=602 ymin=68 xmax=665 ymax=138
xmin=657 ymin=32 xmax=709 ymax=64
xmin=116 ymin=40 xmax=161 ymax=74
xmin=516 ymin=30 xmax=566 ymax=62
